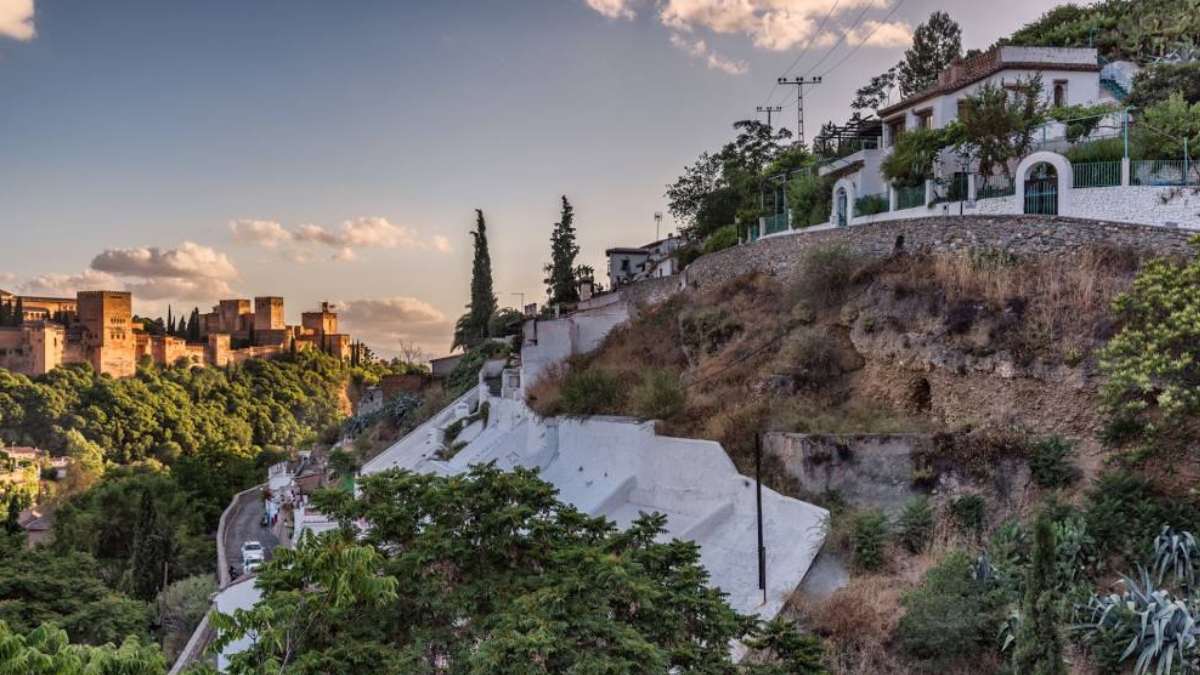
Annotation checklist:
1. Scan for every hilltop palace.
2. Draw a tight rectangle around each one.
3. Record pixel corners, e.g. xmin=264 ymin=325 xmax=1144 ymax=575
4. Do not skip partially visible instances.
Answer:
xmin=0 ymin=289 xmax=351 ymax=378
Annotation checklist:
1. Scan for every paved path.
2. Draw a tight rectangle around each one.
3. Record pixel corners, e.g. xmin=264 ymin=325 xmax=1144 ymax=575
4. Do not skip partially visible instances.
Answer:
xmin=224 ymin=490 xmax=280 ymax=579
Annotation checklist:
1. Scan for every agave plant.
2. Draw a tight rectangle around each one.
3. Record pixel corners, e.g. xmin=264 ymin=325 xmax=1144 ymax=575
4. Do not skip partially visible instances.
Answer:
xmin=1075 ymin=568 xmax=1200 ymax=675
xmin=1154 ymin=526 xmax=1198 ymax=589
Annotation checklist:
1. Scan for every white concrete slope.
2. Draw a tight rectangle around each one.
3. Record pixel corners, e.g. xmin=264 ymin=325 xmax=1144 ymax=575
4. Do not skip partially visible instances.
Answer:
xmin=362 ymin=390 xmax=829 ymax=620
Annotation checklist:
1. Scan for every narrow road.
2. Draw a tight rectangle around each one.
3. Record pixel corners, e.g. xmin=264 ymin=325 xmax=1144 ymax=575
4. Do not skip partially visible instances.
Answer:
xmin=224 ymin=490 xmax=280 ymax=579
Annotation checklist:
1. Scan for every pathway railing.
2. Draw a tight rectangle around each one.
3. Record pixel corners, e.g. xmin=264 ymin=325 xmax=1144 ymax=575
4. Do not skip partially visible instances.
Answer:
xmin=1072 ymin=161 xmax=1122 ymax=189
xmin=895 ymin=184 xmax=925 ymax=210
xmin=1131 ymin=159 xmax=1199 ymax=186
xmin=976 ymin=174 xmax=1015 ymax=199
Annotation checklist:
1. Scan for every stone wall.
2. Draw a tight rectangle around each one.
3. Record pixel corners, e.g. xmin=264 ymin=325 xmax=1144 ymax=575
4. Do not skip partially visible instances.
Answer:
xmin=678 ymin=215 xmax=1197 ymax=292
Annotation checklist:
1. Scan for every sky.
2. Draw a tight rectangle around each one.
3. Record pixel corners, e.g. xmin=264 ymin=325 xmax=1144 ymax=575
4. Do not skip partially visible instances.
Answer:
xmin=0 ymin=0 xmax=1059 ymax=358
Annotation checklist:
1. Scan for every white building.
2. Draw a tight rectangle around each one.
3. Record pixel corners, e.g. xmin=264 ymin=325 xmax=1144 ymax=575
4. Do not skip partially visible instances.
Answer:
xmin=754 ymin=46 xmax=1200 ymax=233
xmin=605 ymin=235 xmax=683 ymax=288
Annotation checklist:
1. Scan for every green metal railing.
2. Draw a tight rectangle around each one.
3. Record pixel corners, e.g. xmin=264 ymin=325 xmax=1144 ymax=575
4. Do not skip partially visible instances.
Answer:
xmin=895 ymin=185 xmax=925 ymax=210
xmin=762 ymin=212 xmax=789 ymax=235
xmin=854 ymin=193 xmax=889 ymax=216
xmin=976 ymin=174 xmax=1015 ymax=199
xmin=1072 ymin=161 xmax=1121 ymax=188
xmin=1131 ymin=159 xmax=1199 ymax=186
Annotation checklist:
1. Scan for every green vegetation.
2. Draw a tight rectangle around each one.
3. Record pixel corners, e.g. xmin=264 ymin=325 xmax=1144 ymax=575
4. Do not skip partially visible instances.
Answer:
xmin=1100 ymin=237 xmax=1200 ymax=443
xmin=702 ymin=224 xmax=738 ymax=254
xmin=1004 ymin=0 xmax=1200 ymax=63
xmin=955 ymin=77 xmax=1046 ymax=177
xmin=559 ymin=368 xmax=625 ymax=416
xmin=896 ymin=496 xmax=935 ymax=554
xmin=881 ymin=127 xmax=957 ymax=186
xmin=785 ymin=170 xmax=833 ymax=228
xmin=543 ymin=195 xmax=582 ymax=306
xmin=1012 ymin=513 xmax=1066 ymax=675
xmin=1075 ymin=569 xmax=1198 ymax=674
xmin=949 ymin=494 xmax=986 ymax=536
xmin=850 ymin=510 xmax=888 ymax=572
xmin=453 ymin=209 xmax=498 ymax=351
xmin=1129 ymin=62 xmax=1200 ymax=108
xmin=896 ymin=551 xmax=1007 ymax=668
xmin=1028 ymin=436 xmax=1080 ymax=489
xmin=213 ymin=465 xmax=820 ymax=673
xmin=0 ymin=621 xmax=165 ymax=674
xmin=629 ymin=368 xmax=686 ymax=421
xmin=1152 ymin=527 xmax=1198 ymax=588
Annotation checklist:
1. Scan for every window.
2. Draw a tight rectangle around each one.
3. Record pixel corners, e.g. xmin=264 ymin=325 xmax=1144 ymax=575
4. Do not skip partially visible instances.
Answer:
xmin=1053 ymin=80 xmax=1068 ymax=107
xmin=915 ymin=109 xmax=933 ymax=129
xmin=886 ymin=117 xmax=905 ymax=147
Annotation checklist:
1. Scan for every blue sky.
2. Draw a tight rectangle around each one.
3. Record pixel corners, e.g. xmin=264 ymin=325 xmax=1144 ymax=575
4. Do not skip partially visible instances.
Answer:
xmin=0 ymin=0 xmax=1056 ymax=355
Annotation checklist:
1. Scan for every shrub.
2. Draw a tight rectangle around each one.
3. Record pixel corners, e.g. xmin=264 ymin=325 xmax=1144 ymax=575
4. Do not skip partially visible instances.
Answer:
xmin=1064 ymin=137 xmax=1126 ymax=163
xmin=896 ymin=496 xmax=935 ymax=554
xmin=786 ymin=171 xmax=833 ymax=227
xmin=679 ymin=307 xmax=742 ymax=356
xmin=774 ymin=329 xmax=841 ymax=391
xmin=1028 ymin=436 xmax=1080 ymax=489
xmin=558 ymin=368 xmax=626 ymax=416
xmin=629 ymin=369 xmax=686 ymax=421
xmin=1013 ymin=513 xmax=1066 ymax=675
xmin=882 ymin=127 xmax=956 ymax=186
xmin=1100 ymin=237 xmax=1200 ymax=441
xmin=851 ymin=510 xmax=888 ymax=572
xmin=1084 ymin=471 xmax=1200 ymax=562
xmin=950 ymin=494 xmax=986 ymax=536
xmin=745 ymin=618 xmax=826 ymax=674
xmin=790 ymin=245 xmax=863 ymax=310
xmin=702 ymin=225 xmax=738 ymax=255
xmin=896 ymin=551 xmax=1007 ymax=667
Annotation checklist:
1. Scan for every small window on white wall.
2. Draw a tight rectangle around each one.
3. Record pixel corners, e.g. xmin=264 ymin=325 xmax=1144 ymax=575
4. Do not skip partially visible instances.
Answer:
xmin=1053 ymin=80 xmax=1068 ymax=107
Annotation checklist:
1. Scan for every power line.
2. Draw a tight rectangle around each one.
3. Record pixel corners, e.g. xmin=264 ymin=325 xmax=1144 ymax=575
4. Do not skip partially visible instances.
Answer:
xmin=800 ymin=0 xmax=876 ymax=77
xmin=760 ymin=0 xmax=844 ymax=107
xmin=819 ymin=0 xmax=909 ymax=78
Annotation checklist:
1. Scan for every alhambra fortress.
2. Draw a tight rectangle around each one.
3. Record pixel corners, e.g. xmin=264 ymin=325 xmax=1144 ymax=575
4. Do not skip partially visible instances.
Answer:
xmin=0 ymin=289 xmax=351 ymax=378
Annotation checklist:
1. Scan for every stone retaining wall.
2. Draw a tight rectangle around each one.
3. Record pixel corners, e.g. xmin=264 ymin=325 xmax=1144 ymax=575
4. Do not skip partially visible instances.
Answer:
xmin=655 ymin=216 xmax=1196 ymax=294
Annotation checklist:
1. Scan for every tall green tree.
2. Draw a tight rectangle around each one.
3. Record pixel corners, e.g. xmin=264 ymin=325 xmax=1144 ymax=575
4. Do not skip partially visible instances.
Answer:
xmin=187 ymin=307 xmax=201 ymax=342
xmin=127 ymin=488 xmax=176 ymax=601
xmin=955 ymin=76 xmax=1046 ymax=177
xmin=898 ymin=11 xmax=963 ymax=96
xmin=453 ymin=209 xmax=498 ymax=351
xmin=1012 ymin=512 xmax=1065 ymax=674
xmin=13 ymin=298 xmax=23 ymax=326
xmin=851 ymin=66 xmax=898 ymax=112
xmin=544 ymin=196 xmax=580 ymax=306
xmin=5 ymin=495 xmax=21 ymax=535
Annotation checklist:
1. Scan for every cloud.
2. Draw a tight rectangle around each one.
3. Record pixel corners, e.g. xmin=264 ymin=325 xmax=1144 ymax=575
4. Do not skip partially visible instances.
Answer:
xmin=230 ymin=216 xmax=450 ymax=261
xmin=337 ymin=296 xmax=454 ymax=356
xmin=0 ymin=0 xmax=35 ymax=42
xmin=229 ymin=219 xmax=292 ymax=248
xmin=584 ymin=0 xmax=636 ymax=20
xmin=123 ymin=277 xmax=234 ymax=302
xmin=669 ymin=32 xmax=748 ymax=75
xmin=92 ymin=241 xmax=238 ymax=281
xmin=584 ymin=0 xmax=908 ymax=72
xmin=846 ymin=18 xmax=912 ymax=47
xmin=17 ymin=270 xmax=122 ymax=298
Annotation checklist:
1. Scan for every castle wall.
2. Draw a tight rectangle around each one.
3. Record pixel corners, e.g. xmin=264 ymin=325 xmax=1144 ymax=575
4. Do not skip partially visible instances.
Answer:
xmin=77 ymin=291 xmax=135 ymax=378
xmin=254 ymin=297 xmax=284 ymax=331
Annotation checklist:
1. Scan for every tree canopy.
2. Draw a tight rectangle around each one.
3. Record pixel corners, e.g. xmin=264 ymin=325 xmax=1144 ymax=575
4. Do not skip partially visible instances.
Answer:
xmin=212 ymin=465 xmax=825 ymax=673
xmin=897 ymin=11 xmax=962 ymax=97
xmin=543 ymin=196 xmax=581 ymax=306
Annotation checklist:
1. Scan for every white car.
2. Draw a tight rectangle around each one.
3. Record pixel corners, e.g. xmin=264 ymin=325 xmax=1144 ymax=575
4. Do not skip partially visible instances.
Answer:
xmin=241 ymin=540 xmax=265 ymax=568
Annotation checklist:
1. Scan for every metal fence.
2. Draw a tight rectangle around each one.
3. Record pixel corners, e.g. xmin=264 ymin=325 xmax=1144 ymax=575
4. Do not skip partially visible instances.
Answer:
xmin=895 ymin=184 xmax=925 ymax=210
xmin=976 ymin=174 xmax=1015 ymax=199
xmin=1072 ymin=161 xmax=1122 ymax=189
xmin=854 ymin=193 xmax=889 ymax=216
xmin=762 ymin=212 xmax=789 ymax=235
xmin=1131 ymin=160 xmax=1199 ymax=187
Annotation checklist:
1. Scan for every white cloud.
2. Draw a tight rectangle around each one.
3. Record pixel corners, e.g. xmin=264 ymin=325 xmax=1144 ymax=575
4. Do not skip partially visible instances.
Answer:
xmin=846 ymin=18 xmax=912 ymax=48
xmin=669 ymin=32 xmax=748 ymax=75
xmin=229 ymin=219 xmax=292 ymax=248
xmin=17 ymin=270 xmax=121 ymax=298
xmin=337 ymin=296 xmax=454 ymax=356
xmin=92 ymin=241 xmax=238 ymax=281
xmin=584 ymin=0 xmax=636 ymax=20
xmin=123 ymin=277 xmax=234 ymax=302
xmin=231 ymin=216 xmax=450 ymax=262
xmin=0 ymin=0 xmax=35 ymax=42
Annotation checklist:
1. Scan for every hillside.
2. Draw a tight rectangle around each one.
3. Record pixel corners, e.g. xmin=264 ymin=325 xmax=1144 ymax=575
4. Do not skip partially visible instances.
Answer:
xmin=529 ymin=227 xmax=1200 ymax=673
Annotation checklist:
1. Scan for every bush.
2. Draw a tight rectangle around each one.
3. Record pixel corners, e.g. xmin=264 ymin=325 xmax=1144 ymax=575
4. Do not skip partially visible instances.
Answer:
xmin=897 ymin=496 xmax=935 ymax=554
xmin=679 ymin=307 xmax=743 ymax=356
xmin=851 ymin=510 xmax=888 ymax=572
xmin=702 ymin=225 xmax=738 ymax=255
xmin=896 ymin=551 xmax=1007 ymax=668
xmin=786 ymin=172 xmax=833 ymax=228
xmin=881 ymin=127 xmax=956 ymax=186
xmin=1028 ymin=436 xmax=1080 ymax=489
xmin=775 ymin=329 xmax=841 ymax=391
xmin=1084 ymin=470 xmax=1200 ymax=562
xmin=558 ymin=368 xmax=626 ymax=416
xmin=629 ymin=369 xmax=686 ymax=421
xmin=1064 ymin=137 xmax=1126 ymax=163
xmin=790 ymin=245 xmax=863 ymax=310
xmin=949 ymin=494 xmax=986 ymax=536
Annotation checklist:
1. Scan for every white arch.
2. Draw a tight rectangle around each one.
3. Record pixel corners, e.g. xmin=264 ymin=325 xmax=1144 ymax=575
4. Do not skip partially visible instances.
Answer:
xmin=831 ymin=177 xmax=857 ymax=226
xmin=1015 ymin=151 xmax=1072 ymax=214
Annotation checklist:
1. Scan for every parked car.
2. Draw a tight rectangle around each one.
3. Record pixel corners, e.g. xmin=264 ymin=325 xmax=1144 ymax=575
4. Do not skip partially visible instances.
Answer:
xmin=241 ymin=540 xmax=265 ymax=568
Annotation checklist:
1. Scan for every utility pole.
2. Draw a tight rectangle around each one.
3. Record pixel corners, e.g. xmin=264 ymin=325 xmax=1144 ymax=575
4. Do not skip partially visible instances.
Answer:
xmin=756 ymin=105 xmax=783 ymax=130
xmin=776 ymin=76 xmax=822 ymax=146
xmin=755 ymin=432 xmax=767 ymax=606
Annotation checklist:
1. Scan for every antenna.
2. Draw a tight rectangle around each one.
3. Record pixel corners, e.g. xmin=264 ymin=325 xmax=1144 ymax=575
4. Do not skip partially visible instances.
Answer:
xmin=654 ymin=212 xmax=663 ymax=241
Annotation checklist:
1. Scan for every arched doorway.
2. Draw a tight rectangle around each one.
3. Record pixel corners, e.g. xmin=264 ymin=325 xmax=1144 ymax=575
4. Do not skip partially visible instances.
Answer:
xmin=835 ymin=188 xmax=848 ymax=227
xmin=1024 ymin=162 xmax=1058 ymax=215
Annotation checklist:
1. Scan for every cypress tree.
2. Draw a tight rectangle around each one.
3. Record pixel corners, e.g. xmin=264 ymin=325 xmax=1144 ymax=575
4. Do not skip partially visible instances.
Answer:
xmin=166 ymin=306 xmax=175 ymax=336
xmin=543 ymin=196 xmax=580 ymax=306
xmin=5 ymin=495 xmax=21 ymax=534
xmin=129 ymin=490 xmax=175 ymax=601
xmin=452 ymin=209 xmax=498 ymax=351
xmin=187 ymin=308 xmax=201 ymax=342
xmin=0 ymin=300 xmax=9 ymax=327
xmin=13 ymin=298 xmax=23 ymax=326
xmin=1013 ymin=512 xmax=1066 ymax=674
